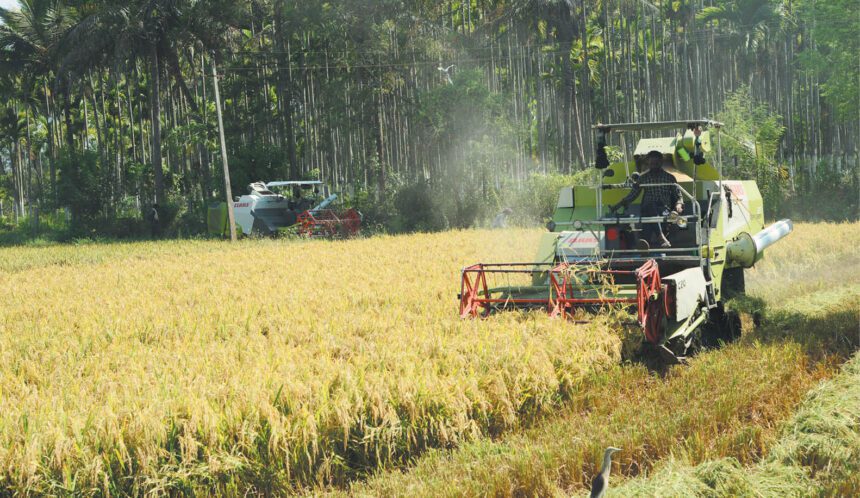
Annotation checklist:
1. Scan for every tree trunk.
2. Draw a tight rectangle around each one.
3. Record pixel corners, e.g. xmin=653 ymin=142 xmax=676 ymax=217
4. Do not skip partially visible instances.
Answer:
xmin=375 ymin=90 xmax=386 ymax=200
xmin=578 ymin=0 xmax=591 ymax=160
xmin=150 ymin=44 xmax=166 ymax=205
xmin=277 ymin=31 xmax=298 ymax=179
xmin=43 ymin=79 xmax=57 ymax=205
xmin=198 ymin=54 xmax=212 ymax=203
xmin=63 ymin=82 xmax=74 ymax=149
xmin=11 ymin=134 xmax=24 ymax=220
xmin=556 ymin=3 xmax=575 ymax=173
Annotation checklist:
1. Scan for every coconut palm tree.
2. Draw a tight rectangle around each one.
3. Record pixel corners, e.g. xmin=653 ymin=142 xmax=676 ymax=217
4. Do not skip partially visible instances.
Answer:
xmin=0 ymin=0 xmax=71 ymax=205
xmin=60 ymin=0 xmax=247 ymax=206
xmin=697 ymin=0 xmax=786 ymax=54
xmin=0 ymin=0 xmax=70 ymax=78
xmin=696 ymin=0 xmax=788 ymax=92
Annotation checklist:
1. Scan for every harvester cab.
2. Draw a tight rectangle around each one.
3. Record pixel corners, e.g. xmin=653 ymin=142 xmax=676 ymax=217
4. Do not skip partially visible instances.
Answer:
xmin=459 ymin=120 xmax=793 ymax=360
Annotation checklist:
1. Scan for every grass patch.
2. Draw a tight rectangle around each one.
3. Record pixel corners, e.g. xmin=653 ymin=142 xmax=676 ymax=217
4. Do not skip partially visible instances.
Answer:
xmin=613 ymin=349 xmax=860 ymax=496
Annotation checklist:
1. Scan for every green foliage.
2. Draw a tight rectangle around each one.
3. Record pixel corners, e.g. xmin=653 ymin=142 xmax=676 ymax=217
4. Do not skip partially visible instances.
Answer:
xmin=417 ymin=69 xmax=503 ymax=146
xmin=436 ymin=179 xmax=483 ymax=230
xmin=797 ymin=0 xmax=860 ymax=120
xmin=228 ymin=143 xmax=291 ymax=190
xmin=716 ymin=87 xmax=787 ymax=215
xmin=779 ymin=165 xmax=859 ymax=221
xmin=384 ymin=172 xmax=596 ymax=234
xmin=164 ymin=122 xmax=214 ymax=159
xmin=0 ymin=0 xmax=856 ymax=242
xmin=0 ymin=210 xmax=69 ymax=245
xmin=162 ymin=193 xmax=205 ymax=238
xmin=393 ymin=180 xmax=445 ymax=232
xmin=56 ymin=149 xmax=108 ymax=228
xmin=54 ymin=149 xmax=185 ymax=239
xmin=696 ymin=0 xmax=785 ymax=53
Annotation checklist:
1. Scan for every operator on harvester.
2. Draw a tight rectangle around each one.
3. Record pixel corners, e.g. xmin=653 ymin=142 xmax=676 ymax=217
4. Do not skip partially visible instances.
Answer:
xmin=610 ymin=149 xmax=684 ymax=249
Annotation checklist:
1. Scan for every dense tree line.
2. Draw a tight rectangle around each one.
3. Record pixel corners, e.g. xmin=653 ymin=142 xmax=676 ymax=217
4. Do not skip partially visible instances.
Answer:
xmin=0 ymin=0 xmax=856 ymax=236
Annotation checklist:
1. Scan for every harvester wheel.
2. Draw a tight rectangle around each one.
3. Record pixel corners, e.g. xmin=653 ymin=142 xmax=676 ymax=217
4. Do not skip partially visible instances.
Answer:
xmin=706 ymin=267 xmax=745 ymax=346
xmin=721 ymin=267 xmax=745 ymax=299
xmin=702 ymin=304 xmax=742 ymax=347
xmin=642 ymin=295 xmax=668 ymax=344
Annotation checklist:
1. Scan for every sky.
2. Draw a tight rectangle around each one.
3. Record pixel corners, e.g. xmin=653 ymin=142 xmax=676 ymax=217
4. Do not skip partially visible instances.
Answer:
xmin=0 ymin=0 xmax=17 ymax=10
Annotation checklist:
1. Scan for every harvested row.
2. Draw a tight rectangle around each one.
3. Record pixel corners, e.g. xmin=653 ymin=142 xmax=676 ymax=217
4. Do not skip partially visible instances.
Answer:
xmin=0 ymin=229 xmax=622 ymax=495
xmin=339 ymin=297 xmax=859 ymax=497
xmin=613 ymin=349 xmax=860 ymax=497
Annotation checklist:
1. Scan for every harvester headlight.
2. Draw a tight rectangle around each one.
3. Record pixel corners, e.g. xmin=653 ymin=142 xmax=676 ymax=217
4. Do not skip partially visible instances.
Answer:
xmin=667 ymin=211 xmax=688 ymax=229
xmin=573 ymin=220 xmax=583 ymax=230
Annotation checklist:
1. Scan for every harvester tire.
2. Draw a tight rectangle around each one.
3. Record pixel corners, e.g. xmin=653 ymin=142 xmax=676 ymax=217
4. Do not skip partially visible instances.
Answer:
xmin=703 ymin=305 xmax=742 ymax=347
xmin=721 ymin=267 xmax=745 ymax=299
xmin=250 ymin=219 xmax=271 ymax=238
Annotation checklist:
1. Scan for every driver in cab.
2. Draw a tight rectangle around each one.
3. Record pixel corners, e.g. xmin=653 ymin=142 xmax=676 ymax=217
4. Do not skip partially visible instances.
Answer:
xmin=611 ymin=149 xmax=683 ymax=248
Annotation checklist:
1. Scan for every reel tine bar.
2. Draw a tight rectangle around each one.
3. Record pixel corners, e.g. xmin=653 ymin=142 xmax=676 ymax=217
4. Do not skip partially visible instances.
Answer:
xmin=459 ymin=259 xmax=668 ymax=344
xmin=297 ymin=209 xmax=362 ymax=238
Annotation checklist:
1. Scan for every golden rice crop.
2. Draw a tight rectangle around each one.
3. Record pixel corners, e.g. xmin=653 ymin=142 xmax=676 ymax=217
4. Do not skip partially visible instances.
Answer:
xmin=352 ymin=343 xmax=823 ymax=496
xmin=0 ymin=238 xmax=235 ymax=273
xmin=0 ymin=229 xmax=622 ymax=495
xmin=1 ymin=221 xmax=855 ymax=495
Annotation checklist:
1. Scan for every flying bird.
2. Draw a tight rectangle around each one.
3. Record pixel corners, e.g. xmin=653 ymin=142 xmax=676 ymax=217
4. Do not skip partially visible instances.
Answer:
xmin=437 ymin=64 xmax=455 ymax=85
xmin=590 ymin=447 xmax=621 ymax=498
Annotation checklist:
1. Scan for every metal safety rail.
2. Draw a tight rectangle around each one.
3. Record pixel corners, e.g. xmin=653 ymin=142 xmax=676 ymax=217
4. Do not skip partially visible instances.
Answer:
xmin=554 ymin=181 xmax=707 ymax=258
xmin=459 ymin=258 xmax=669 ymax=344
xmin=602 ymin=181 xmax=703 ymax=226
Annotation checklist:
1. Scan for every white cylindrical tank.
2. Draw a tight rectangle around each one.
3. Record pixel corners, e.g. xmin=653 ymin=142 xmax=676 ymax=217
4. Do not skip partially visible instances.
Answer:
xmin=726 ymin=219 xmax=793 ymax=268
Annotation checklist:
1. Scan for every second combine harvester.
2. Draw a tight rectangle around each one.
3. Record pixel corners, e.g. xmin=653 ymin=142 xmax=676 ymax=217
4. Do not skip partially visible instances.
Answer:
xmin=459 ymin=120 xmax=792 ymax=361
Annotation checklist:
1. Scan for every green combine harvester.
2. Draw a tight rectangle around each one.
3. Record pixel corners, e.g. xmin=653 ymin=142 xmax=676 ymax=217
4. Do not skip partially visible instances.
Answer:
xmin=459 ymin=120 xmax=793 ymax=361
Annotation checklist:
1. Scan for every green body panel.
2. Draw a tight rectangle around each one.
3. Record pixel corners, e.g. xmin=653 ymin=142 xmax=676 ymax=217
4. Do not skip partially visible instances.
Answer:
xmin=207 ymin=202 xmax=229 ymax=236
xmin=707 ymin=180 xmax=765 ymax=303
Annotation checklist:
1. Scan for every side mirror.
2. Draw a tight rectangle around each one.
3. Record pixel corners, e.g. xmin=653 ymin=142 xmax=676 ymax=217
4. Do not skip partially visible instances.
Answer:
xmin=546 ymin=221 xmax=556 ymax=232
xmin=692 ymin=138 xmax=706 ymax=165
xmin=602 ymin=169 xmax=615 ymax=178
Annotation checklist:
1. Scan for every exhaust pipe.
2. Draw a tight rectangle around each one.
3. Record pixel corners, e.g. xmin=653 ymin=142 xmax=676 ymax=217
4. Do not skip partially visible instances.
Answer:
xmin=726 ymin=219 xmax=793 ymax=268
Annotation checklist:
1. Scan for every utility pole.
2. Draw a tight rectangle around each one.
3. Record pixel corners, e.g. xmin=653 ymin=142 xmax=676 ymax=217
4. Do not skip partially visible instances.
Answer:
xmin=212 ymin=58 xmax=237 ymax=242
